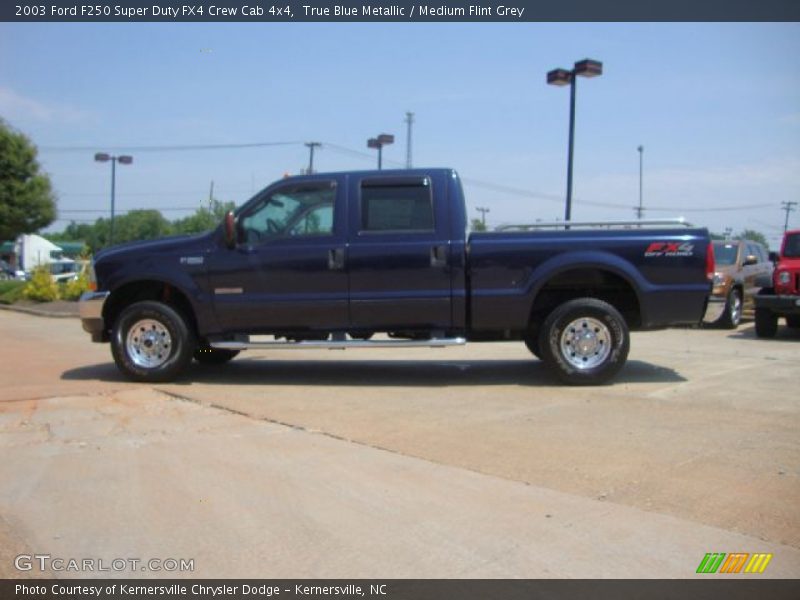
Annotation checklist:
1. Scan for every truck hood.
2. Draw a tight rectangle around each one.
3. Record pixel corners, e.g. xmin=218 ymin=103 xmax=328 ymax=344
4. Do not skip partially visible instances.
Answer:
xmin=95 ymin=231 xmax=215 ymax=264
xmin=776 ymin=257 xmax=800 ymax=272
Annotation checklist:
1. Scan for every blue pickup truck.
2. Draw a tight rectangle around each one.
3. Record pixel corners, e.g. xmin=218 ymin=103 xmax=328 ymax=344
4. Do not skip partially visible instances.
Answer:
xmin=80 ymin=168 xmax=713 ymax=385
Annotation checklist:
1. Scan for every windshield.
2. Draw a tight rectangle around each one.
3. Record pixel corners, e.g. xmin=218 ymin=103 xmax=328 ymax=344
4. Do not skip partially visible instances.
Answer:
xmin=713 ymin=242 xmax=738 ymax=266
xmin=784 ymin=233 xmax=800 ymax=258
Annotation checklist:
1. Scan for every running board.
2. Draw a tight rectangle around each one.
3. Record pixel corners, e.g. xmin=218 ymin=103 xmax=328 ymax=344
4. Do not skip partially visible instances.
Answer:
xmin=210 ymin=337 xmax=467 ymax=351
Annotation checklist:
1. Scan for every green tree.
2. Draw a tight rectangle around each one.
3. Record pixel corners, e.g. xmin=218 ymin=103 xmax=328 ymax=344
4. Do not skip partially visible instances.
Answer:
xmin=0 ymin=120 xmax=57 ymax=241
xmin=172 ymin=199 xmax=236 ymax=235
xmin=470 ymin=218 xmax=487 ymax=232
xmin=738 ymin=229 xmax=769 ymax=250
xmin=112 ymin=210 xmax=173 ymax=244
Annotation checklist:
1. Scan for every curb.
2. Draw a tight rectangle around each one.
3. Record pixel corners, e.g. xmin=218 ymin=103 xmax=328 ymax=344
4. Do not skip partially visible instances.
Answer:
xmin=0 ymin=303 xmax=79 ymax=319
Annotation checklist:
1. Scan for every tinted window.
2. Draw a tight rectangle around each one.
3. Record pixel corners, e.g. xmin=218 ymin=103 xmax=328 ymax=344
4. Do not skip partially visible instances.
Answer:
xmin=360 ymin=182 xmax=434 ymax=232
xmin=713 ymin=242 xmax=739 ymax=266
xmin=784 ymin=233 xmax=800 ymax=258
xmin=240 ymin=182 xmax=335 ymax=243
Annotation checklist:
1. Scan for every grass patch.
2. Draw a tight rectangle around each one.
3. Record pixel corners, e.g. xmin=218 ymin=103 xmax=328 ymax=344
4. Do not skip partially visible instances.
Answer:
xmin=0 ymin=280 xmax=26 ymax=304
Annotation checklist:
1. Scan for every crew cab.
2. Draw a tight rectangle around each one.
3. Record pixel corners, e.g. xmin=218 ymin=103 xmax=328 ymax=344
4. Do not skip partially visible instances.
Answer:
xmin=79 ymin=169 xmax=713 ymax=385
xmin=754 ymin=229 xmax=800 ymax=338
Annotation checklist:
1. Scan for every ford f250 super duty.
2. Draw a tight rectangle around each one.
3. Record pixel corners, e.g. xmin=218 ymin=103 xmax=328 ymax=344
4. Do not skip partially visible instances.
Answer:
xmin=79 ymin=169 xmax=714 ymax=385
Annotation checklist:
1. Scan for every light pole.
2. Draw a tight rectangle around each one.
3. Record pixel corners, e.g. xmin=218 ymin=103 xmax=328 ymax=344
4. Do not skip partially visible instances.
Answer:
xmin=547 ymin=58 xmax=603 ymax=224
xmin=476 ymin=206 xmax=490 ymax=228
xmin=367 ymin=133 xmax=394 ymax=169
xmin=636 ymin=145 xmax=644 ymax=220
xmin=94 ymin=153 xmax=133 ymax=246
xmin=305 ymin=142 xmax=321 ymax=174
xmin=781 ymin=201 xmax=797 ymax=232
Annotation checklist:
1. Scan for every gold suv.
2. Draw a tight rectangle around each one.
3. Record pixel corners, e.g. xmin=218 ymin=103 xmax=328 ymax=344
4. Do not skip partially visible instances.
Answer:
xmin=705 ymin=239 xmax=774 ymax=328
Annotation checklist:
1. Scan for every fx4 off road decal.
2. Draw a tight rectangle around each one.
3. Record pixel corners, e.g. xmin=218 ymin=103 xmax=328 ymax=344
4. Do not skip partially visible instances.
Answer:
xmin=645 ymin=242 xmax=695 ymax=257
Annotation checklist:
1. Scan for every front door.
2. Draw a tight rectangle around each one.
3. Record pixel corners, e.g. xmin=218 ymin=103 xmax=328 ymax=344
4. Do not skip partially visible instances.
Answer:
xmin=208 ymin=177 xmax=348 ymax=333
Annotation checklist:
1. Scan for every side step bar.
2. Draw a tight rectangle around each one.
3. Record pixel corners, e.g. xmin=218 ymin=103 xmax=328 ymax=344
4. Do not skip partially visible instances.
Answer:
xmin=211 ymin=337 xmax=467 ymax=351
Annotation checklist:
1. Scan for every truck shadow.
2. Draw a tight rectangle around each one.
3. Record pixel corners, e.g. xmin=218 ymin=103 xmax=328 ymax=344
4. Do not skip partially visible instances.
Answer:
xmin=727 ymin=323 xmax=800 ymax=342
xmin=61 ymin=358 xmax=685 ymax=387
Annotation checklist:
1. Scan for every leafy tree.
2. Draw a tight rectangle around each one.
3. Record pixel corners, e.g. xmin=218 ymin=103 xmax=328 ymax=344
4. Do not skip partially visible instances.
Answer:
xmin=738 ymin=229 xmax=769 ymax=250
xmin=0 ymin=120 xmax=57 ymax=241
xmin=172 ymin=199 xmax=235 ymax=235
xmin=112 ymin=210 xmax=173 ymax=244
xmin=470 ymin=218 xmax=487 ymax=232
xmin=48 ymin=199 xmax=237 ymax=252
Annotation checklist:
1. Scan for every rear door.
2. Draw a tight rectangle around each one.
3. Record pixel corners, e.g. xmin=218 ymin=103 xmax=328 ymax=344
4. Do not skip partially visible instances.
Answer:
xmin=346 ymin=173 xmax=453 ymax=331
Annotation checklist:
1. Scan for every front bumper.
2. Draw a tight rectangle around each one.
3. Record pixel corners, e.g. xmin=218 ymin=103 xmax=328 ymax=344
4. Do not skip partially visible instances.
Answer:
xmin=703 ymin=295 xmax=726 ymax=323
xmin=754 ymin=294 xmax=800 ymax=316
xmin=79 ymin=291 xmax=109 ymax=342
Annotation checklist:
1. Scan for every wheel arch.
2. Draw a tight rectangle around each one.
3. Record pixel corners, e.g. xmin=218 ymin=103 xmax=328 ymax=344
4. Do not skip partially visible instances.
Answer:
xmin=526 ymin=257 xmax=643 ymax=336
xmin=103 ymin=278 xmax=199 ymax=338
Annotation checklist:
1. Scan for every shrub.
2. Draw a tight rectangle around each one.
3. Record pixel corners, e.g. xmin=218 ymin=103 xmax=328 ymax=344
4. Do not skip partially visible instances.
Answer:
xmin=23 ymin=265 xmax=60 ymax=302
xmin=61 ymin=270 xmax=91 ymax=301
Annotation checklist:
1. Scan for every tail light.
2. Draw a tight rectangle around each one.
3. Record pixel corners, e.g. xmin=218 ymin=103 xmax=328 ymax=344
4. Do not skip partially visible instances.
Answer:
xmin=87 ymin=261 xmax=97 ymax=291
xmin=705 ymin=241 xmax=715 ymax=281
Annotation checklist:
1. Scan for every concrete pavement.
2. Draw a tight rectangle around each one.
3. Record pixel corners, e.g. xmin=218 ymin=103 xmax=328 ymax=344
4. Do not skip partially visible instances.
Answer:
xmin=0 ymin=310 xmax=798 ymax=578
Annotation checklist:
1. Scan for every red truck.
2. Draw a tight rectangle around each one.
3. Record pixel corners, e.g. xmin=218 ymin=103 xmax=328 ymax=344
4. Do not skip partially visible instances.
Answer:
xmin=754 ymin=229 xmax=800 ymax=338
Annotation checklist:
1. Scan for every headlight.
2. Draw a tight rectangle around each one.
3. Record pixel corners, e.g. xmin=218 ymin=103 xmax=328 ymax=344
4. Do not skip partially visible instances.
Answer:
xmin=713 ymin=273 xmax=726 ymax=287
xmin=777 ymin=271 xmax=791 ymax=285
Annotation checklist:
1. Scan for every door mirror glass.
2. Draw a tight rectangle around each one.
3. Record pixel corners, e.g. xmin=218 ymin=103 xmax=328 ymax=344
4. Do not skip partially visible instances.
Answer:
xmin=223 ymin=211 xmax=237 ymax=249
xmin=743 ymin=254 xmax=758 ymax=266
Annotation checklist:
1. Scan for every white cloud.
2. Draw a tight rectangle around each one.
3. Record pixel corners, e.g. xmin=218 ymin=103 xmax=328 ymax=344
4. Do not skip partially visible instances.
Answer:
xmin=0 ymin=87 xmax=90 ymax=123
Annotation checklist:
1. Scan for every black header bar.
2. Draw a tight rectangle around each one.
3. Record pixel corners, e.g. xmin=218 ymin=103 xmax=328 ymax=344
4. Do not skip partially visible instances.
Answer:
xmin=3 ymin=0 xmax=800 ymax=22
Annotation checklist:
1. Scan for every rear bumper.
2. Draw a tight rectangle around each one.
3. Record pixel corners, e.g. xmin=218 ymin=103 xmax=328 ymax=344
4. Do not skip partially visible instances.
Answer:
xmin=754 ymin=294 xmax=800 ymax=315
xmin=79 ymin=291 xmax=109 ymax=342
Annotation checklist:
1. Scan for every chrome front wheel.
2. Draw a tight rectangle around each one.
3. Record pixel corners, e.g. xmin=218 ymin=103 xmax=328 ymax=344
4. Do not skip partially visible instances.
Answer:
xmin=111 ymin=301 xmax=195 ymax=382
xmin=126 ymin=319 xmax=173 ymax=369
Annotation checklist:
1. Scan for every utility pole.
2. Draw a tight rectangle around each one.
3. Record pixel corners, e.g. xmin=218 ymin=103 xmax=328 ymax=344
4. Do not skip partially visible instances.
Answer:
xmin=404 ymin=112 xmax=415 ymax=169
xmin=781 ymin=201 xmax=797 ymax=232
xmin=208 ymin=180 xmax=214 ymax=210
xmin=305 ymin=142 xmax=321 ymax=174
xmin=635 ymin=145 xmax=644 ymax=220
xmin=476 ymin=207 xmax=490 ymax=227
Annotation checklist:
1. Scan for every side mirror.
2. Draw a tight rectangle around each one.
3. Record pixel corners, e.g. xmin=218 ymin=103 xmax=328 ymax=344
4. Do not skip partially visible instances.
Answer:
xmin=769 ymin=251 xmax=779 ymax=263
xmin=223 ymin=211 xmax=237 ymax=249
xmin=743 ymin=254 xmax=758 ymax=266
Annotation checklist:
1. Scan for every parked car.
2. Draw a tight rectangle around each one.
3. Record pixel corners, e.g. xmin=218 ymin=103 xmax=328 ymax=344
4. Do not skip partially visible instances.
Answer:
xmin=0 ymin=259 xmax=15 ymax=280
xmin=754 ymin=229 xmax=800 ymax=338
xmin=79 ymin=168 xmax=713 ymax=386
xmin=704 ymin=239 xmax=773 ymax=328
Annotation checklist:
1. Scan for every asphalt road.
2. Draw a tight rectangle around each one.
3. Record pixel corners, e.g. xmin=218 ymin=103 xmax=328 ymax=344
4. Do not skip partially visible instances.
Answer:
xmin=0 ymin=310 xmax=798 ymax=578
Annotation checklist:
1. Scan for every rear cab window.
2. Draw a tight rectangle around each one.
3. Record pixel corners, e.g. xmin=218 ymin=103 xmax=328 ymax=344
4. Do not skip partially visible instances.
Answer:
xmin=359 ymin=178 xmax=434 ymax=233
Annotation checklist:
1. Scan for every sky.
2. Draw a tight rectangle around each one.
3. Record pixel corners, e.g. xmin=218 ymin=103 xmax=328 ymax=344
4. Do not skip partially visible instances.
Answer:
xmin=1 ymin=22 xmax=799 ymax=247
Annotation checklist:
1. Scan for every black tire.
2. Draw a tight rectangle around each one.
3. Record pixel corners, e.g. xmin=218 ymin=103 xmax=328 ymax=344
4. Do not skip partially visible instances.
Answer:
xmin=785 ymin=316 xmax=800 ymax=329
xmin=111 ymin=300 xmax=195 ymax=382
xmin=523 ymin=335 xmax=541 ymax=359
xmin=716 ymin=288 xmax=742 ymax=329
xmin=537 ymin=297 xmax=630 ymax=386
xmin=194 ymin=347 xmax=240 ymax=364
xmin=754 ymin=308 xmax=778 ymax=338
